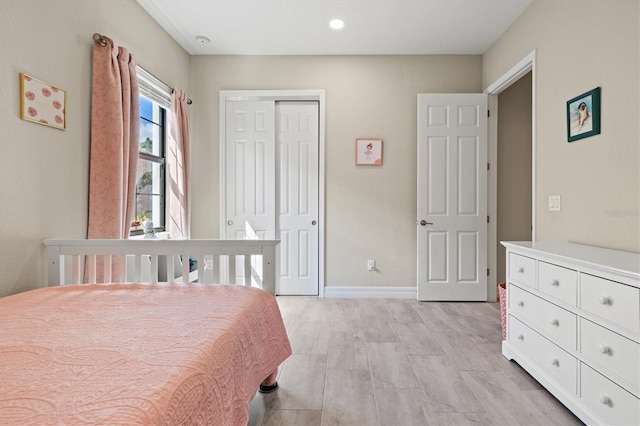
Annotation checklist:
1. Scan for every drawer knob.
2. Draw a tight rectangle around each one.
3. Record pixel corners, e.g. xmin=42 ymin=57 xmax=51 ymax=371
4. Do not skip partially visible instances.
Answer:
xmin=599 ymin=296 xmax=612 ymax=305
xmin=518 ymin=267 xmax=525 ymax=274
xmin=599 ymin=345 xmax=611 ymax=355
xmin=517 ymin=333 xmax=524 ymax=340
xmin=599 ymin=394 xmax=611 ymax=406
xmin=551 ymin=358 xmax=560 ymax=367
xmin=550 ymin=279 xmax=560 ymax=286
xmin=550 ymin=319 xmax=559 ymax=326
xmin=517 ymin=300 xmax=525 ymax=307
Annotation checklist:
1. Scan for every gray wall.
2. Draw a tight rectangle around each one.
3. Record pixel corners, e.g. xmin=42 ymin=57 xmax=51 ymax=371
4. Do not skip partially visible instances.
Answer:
xmin=484 ymin=0 xmax=640 ymax=253
xmin=2 ymin=0 xmax=637 ymax=298
xmin=189 ymin=55 xmax=482 ymax=288
xmin=0 ymin=0 xmax=190 ymax=296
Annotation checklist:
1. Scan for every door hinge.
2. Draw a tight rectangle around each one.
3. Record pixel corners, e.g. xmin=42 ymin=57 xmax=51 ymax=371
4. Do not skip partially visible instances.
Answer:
xmin=487 ymin=268 xmax=490 ymax=276
xmin=487 ymin=216 xmax=490 ymax=223
xmin=487 ymin=109 xmax=491 ymax=118
xmin=487 ymin=162 xmax=490 ymax=171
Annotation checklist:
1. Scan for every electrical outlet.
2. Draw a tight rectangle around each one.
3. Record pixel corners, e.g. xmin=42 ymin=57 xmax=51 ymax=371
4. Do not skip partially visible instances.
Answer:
xmin=549 ymin=195 xmax=561 ymax=212
xmin=367 ymin=259 xmax=375 ymax=271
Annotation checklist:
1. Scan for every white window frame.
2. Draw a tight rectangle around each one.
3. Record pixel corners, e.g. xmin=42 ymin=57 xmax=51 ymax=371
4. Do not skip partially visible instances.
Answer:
xmin=133 ymin=67 xmax=171 ymax=236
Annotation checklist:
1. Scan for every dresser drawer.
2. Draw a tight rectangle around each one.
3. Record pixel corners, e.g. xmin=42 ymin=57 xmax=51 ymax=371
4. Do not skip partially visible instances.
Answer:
xmin=538 ymin=261 xmax=577 ymax=306
xmin=580 ymin=318 xmax=640 ymax=390
xmin=509 ymin=253 xmax=536 ymax=288
xmin=509 ymin=316 xmax=577 ymax=394
xmin=509 ymin=284 xmax=577 ymax=350
xmin=580 ymin=364 xmax=640 ymax=426
xmin=580 ymin=274 xmax=640 ymax=333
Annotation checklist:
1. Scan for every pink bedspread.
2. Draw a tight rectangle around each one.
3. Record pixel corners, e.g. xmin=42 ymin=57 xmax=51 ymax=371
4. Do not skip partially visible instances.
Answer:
xmin=0 ymin=283 xmax=291 ymax=425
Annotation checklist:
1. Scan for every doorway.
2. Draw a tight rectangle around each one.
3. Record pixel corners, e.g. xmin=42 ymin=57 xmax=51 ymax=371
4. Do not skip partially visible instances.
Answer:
xmin=219 ymin=90 xmax=326 ymax=296
xmin=496 ymin=72 xmax=532 ymax=285
xmin=486 ymin=50 xmax=537 ymax=301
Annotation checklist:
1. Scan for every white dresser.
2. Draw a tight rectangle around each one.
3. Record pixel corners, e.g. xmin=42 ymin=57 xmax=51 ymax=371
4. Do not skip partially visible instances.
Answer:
xmin=501 ymin=241 xmax=640 ymax=426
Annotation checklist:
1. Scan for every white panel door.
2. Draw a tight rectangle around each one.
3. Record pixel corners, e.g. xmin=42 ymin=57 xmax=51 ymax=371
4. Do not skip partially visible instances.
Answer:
xmin=225 ymin=101 xmax=276 ymax=241
xmin=276 ymin=101 xmax=319 ymax=295
xmin=417 ymin=94 xmax=488 ymax=301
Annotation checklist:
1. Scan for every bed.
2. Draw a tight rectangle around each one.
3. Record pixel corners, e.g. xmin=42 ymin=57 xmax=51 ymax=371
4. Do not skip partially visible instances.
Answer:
xmin=0 ymin=239 xmax=292 ymax=425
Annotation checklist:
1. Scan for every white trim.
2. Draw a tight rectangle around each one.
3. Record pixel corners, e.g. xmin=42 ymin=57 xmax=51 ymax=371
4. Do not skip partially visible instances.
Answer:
xmin=324 ymin=286 xmax=416 ymax=299
xmin=136 ymin=66 xmax=172 ymax=109
xmin=487 ymin=94 xmax=499 ymax=301
xmin=484 ymin=49 xmax=537 ymax=302
xmin=219 ymin=90 xmax=326 ymax=297
xmin=485 ymin=50 xmax=536 ymax=94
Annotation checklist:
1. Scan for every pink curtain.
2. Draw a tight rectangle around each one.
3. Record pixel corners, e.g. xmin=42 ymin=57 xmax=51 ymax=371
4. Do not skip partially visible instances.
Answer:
xmin=168 ymin=89 xmax=190 ymax=239
xmin=87 ymin=36 xmax=139 ymax=239
xmin=87 ymin=36 xmax=139 ymax=281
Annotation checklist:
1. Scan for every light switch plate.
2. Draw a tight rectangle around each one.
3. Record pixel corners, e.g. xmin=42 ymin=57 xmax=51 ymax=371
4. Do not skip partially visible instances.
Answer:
xmin=549 ymin=195 xmax=561 ymax=212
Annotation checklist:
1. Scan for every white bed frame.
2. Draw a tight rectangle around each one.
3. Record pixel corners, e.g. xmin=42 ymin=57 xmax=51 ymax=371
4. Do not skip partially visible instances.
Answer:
xmin=44 ymin=239 xmax=279 ymax=294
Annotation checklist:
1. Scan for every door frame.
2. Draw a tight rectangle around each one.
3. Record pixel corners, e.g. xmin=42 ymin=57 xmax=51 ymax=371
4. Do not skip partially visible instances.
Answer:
xmin=219 ymin=90 xmax=326 ymax=297
xmin=484 ymin=49 xmax=537 ymax=302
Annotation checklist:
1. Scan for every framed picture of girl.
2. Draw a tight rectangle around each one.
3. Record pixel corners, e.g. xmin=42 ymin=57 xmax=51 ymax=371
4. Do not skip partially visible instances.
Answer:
xmin=567 ymin=87 xmax=600 ymax=142
xmin=356 ymin=138 xmax=383 ymax=165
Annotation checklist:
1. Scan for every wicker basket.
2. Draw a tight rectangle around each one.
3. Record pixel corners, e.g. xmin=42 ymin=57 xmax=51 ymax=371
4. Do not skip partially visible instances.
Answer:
xmin=498 ymin=282 xmax=507 ymax=340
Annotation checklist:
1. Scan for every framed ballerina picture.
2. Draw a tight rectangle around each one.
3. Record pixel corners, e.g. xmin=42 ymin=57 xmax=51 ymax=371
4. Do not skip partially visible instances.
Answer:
xmin=20 ymin=73 xmax=66 ymax=130
xmin=356 ymin=138 xmax=383 ymax=166
xmin=567 ymin=87 xmax=600 ymax=142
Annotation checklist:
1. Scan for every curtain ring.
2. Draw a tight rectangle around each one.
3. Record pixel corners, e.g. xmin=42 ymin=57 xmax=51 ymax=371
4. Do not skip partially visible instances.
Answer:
xmin=93 ymin=33 xmax=108 ymax=47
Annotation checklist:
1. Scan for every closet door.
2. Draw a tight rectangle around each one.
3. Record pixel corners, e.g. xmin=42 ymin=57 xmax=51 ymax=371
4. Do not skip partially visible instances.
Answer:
xmin=277 ymin=101 xmax=319 ymax=295
xmin=224 ymin=99 xmax=319 ymax=295
xmin=225 ymin=101 xmax=276 ymax=241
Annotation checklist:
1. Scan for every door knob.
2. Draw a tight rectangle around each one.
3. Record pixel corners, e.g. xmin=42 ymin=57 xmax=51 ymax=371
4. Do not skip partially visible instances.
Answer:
xmin=227 ymin=220 xmax=233 ymax=226
xmin=418 ymin=220 xmax=434 ymax=226
xmin=312 ymin=220 xmax=317 ymax=226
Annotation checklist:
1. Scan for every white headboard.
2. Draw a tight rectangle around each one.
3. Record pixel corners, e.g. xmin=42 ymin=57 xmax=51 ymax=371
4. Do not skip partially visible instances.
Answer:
xmin=44 ymin=239 xmax=279 ymax=294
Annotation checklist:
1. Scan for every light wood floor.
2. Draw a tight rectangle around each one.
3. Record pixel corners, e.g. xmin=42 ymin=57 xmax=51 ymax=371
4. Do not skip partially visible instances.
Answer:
xmin=249 ymin=297 xmax=583 ymax=426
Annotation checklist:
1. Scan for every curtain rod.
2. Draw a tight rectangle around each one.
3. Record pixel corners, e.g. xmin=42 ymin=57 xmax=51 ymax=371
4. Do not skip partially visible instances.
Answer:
xmin=92 ymin=33 xmax=193 ymax=105
xmin=172 ymin=89 xmax=193 ymax=105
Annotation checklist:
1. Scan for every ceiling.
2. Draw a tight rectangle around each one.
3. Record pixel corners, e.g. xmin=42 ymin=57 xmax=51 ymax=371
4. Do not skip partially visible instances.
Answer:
xmin=136 ymin=0 xmax=532 ymax=56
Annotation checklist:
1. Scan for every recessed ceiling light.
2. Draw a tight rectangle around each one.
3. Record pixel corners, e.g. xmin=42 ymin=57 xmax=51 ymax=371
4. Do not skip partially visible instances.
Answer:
xmin=329 ymin=19 xmax=345 ymax=30
xmin=195 ymin=35 xmax=211 ymax=45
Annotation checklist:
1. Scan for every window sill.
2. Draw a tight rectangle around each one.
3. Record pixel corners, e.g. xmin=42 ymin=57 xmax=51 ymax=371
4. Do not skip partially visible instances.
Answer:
xmin=129 ymin=231 xmax=171 ymax=240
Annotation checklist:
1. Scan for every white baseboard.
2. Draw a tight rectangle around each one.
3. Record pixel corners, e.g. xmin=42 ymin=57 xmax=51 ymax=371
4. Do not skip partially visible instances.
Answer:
xmin=324 ymin=286 xmax=416 ymax=299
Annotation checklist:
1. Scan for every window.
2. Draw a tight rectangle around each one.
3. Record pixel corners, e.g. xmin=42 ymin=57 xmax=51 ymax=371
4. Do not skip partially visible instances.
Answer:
xmin=130 ymin=68 xmax=171 ymax=235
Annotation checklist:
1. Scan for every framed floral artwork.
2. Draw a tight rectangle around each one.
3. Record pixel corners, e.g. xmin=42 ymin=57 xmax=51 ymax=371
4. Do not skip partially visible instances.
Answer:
xmin=356 ymin=138 xmax=383 ymax=166
xmin=20 ymin=73 xmax=66 ymax=130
